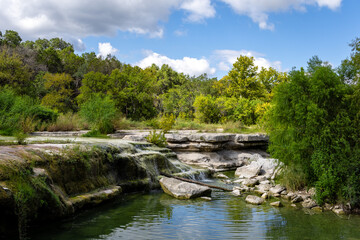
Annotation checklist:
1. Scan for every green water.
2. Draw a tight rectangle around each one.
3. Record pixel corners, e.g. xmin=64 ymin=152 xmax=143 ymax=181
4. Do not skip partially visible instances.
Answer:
xmin=29 ymin=188 xmax=360 ymax=240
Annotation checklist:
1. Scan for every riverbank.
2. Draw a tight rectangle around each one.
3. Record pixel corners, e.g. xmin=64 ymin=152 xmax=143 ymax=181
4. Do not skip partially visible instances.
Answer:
xmin=0 ymin=131 xmax=357 ymax=239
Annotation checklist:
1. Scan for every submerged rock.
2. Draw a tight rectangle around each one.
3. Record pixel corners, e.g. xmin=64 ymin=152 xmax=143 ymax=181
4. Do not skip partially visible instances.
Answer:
xmin=159 ymin=177 xmax=212 ymax=200
xmin=245 ymin=195 xmax=265 ymax=205
xmin=271 ymin=201 xmax=283 ymax=207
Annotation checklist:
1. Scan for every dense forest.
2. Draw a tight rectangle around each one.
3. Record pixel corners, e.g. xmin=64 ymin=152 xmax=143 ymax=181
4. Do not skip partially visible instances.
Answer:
xmin=1 ymin=29 xmax=360 ymax=207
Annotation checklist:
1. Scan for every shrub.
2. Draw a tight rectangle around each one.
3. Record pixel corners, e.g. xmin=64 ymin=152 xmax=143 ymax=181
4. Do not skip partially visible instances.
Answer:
xmin=79 ymin=94 xmax=117 ymax=134
xmin=159 ymin=113 xmax=176 ymax=133
xmin=0 ymin=87 xmax=57 ymax=135
xmin=46 ymin=112 xmax=84 ymax=132
xmin=267 ymin=66 xmax=360 ymax=206
xmin=146 ymin=130 xmax=167 ymax=147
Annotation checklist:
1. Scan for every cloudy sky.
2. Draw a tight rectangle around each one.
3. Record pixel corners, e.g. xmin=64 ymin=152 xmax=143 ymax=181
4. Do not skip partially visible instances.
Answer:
xmin=0 ymin=0 xmax=358 ymax=78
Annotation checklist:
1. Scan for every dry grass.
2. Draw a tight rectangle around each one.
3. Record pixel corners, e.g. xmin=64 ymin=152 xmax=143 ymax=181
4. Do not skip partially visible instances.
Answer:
xmin=46 ymin=113 xmax=88 ymax=132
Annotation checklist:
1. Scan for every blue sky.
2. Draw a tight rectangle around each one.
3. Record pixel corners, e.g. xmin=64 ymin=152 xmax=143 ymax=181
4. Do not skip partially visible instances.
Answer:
xmin=1 ymin=0 xmax=359 ymax=78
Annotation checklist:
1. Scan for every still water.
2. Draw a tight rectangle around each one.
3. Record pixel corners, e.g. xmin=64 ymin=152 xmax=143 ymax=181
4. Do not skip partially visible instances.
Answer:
xmin=29 ymin=188 xmax=360 ymax=240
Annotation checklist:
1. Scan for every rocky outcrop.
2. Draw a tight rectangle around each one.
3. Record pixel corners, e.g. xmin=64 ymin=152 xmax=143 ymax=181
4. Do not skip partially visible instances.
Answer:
xmin=0 ymin=141 xmax=202 ymax=239
xmin=166 ymin=133 xmax=268 ymax=152
xmin=159 ymin=177 xmax=212 ymax=199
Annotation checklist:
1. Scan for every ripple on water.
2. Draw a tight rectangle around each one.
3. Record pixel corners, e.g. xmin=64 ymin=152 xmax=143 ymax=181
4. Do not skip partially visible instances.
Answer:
xmin=29 ymin=191 xmax=360 ymax=240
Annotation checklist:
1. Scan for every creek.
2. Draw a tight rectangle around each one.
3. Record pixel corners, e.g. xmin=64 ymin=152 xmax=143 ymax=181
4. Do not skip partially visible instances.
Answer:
xmin=29 ymin=178 xmax=360 ymax=240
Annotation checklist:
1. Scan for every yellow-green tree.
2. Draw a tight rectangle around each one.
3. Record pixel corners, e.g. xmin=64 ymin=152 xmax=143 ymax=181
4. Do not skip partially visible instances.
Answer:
xmin=0 ymin=49 xmax=32 ymax=95
xmin=227 ymin=55 xmax=265 ymax=99
xmin=41 ymin=73 xmax=74 ymax=112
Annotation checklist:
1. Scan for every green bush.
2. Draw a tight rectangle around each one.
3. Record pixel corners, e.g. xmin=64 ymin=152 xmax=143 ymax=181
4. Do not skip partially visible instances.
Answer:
xmin=146 ymin=130 xmax=167 ymax=147
xmin=267 ymin=66 xmax=360 ymax=206
xmin=79 ymin=94 xmax=117 ymax=134
xmin=159 ymin=113 xmax=176 ymax=133
xmin=0 ymin=87 xmax=57 ymax=135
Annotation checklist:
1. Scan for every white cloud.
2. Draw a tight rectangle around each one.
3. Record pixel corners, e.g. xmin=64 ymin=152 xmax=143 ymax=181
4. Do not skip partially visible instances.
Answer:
xmin=0 ymin=0 xmax=216 ymax=45
xmin=180 ymin=0 xmax=216 ymax=22
xmin=220 ymin=0 xmax=342 ymax=30
xmin=137 ymin=51 xmax=216 ymax=76
xmin=97 ymin=42 xmax=118 ymax=59
xmin=213 ymin=49 xmax=282 ymax=71
xmin=174 ymin=29 xmax=188 ymax=36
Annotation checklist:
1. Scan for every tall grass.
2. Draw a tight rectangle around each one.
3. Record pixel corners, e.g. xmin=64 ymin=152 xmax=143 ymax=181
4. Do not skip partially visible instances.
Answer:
xmin=46 ymin=113 xmax=87 ymax=132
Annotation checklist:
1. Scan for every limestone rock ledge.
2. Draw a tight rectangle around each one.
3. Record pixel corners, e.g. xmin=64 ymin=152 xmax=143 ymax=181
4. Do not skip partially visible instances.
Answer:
xmin=0 ymin=142 xmax=191 ymax=238
xmin=159 ymin=177 xmax=212 ymax=199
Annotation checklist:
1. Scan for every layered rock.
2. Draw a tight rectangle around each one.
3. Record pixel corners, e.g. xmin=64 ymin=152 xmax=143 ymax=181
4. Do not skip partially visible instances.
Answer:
xmin=0 ymin=141 xmax=201 ymax=238
xmin=159 ymin=177 xmax=212 ymax=199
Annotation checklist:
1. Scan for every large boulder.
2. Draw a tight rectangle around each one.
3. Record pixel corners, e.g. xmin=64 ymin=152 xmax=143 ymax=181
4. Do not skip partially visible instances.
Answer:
xmin=235 ymin=161 xmax=262 ymax=178
xmin=269 ymin=185 xmax=286 ymax=195
xmin=159 ymin=177 xmax=212 ymax=199
xmin=245 ymin=195 xmax=265 ymax=205
xmin=250 ymin=154 xmax=279 ymax=178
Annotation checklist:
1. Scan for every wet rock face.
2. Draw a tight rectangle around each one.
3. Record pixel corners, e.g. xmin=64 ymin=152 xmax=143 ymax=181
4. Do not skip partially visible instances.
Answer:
xmin=0 ymin=142 xmax=188 ymax=236
xmin=159 ymin=177 xmax=212 ymax=199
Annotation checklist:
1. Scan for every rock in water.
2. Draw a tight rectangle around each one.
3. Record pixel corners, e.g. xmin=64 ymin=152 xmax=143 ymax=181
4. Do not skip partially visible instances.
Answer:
xmin=270 ymin=201 xmax=283 ymax=207
xmin=159 ymin=177 xmax=212 ymax=199
xmin=245 ymin=195 xmax=265 ymax=205
xmin=235 ymin=161 xmax=262 ymax=178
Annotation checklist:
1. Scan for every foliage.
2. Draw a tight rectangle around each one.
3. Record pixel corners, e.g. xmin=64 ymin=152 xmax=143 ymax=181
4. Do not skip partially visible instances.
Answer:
xmin=46 ymin=112 xmax=84 ymax=132
xmin=159 ymin=113 xmax=176 ymax=133
xmin=41 ymin=72 xmax=75 ymax=113
xmin=267 ymin=65 xmax=360 ymax=206
xmin=146 ymin=130 xmax=167 ymax=147
xmin=0 ymin=87 xmax=57 ymax=135
xmin=0 ymin=48 xmax=32 ymax=95
xmin=81 ymin=129 xmax=110 ymax=138
xmin=277 ymin=164 xmax=308 ymax=191
xmin=79 ymin=94 xmax=117 ymax=134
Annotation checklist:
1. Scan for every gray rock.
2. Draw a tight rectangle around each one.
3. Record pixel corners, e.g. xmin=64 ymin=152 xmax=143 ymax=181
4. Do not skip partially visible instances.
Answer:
xmin=200 ymin=197 xmax=212 ymax=201
xmin=245 ymin=195 xmax=265 ymax=205
xmin=232 ymin=189 xmax=242 ymax=196
xmin=122 ymin=135 xmax=147 ymax=142
xmin=236 ymin=134 xmax=269 ymax=142
xmin=242 ymin=179 xmax=259 ymax=187
xmin=214 ymin=173 xmax=229 ymax=179
xmin=176 ymin=151 xmax=244 ymax=171
xmin=302 ymin=199 xmax=317 ymax=209
xmin=332 ymin=208 xmax=345 ymax=215
xmin=165 ymin=134 xmax=189 ymax=143
xmin=291 ymin=195 xmax=303 ymax=203
xmin=270 ymin=201 xmax=283 ymax=207
xmin=269 ymin=185 xmax=286 ymax=195
xmin=257 ymin=183 xmax=272 ymax=193
xmin=188 ymin=133 xmax=235 ymax=143
xmin=235 ymin=161 xmax=262 ymax=178
xmin=261 ymin=192 xmax=269 ymax=199
xmin=159 ymin=177 xmax=212 ymax=199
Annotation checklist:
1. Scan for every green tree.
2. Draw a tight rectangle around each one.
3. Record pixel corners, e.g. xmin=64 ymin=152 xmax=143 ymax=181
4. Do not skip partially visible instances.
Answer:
xmin=226 ymin=55 xmax=265 ymax=99
xmin=41 ymin=73 xmax=74 ymax=112
xmin=77 ymin=71 xmax=109 ymax=104
xmin=2 ymin=30 xmax=22 ymax=47
xmin=0 ymin=49 xmax=32 ymax=95
xmin=258 ymin=67 xmax=288 ymax=95
xmin=267 ymin=65 xmax=360 ymax=206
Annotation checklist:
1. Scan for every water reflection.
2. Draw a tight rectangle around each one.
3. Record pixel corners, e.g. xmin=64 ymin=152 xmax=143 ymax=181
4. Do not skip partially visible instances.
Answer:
xmin=30 ymin=190 xmax=360 ymax=240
